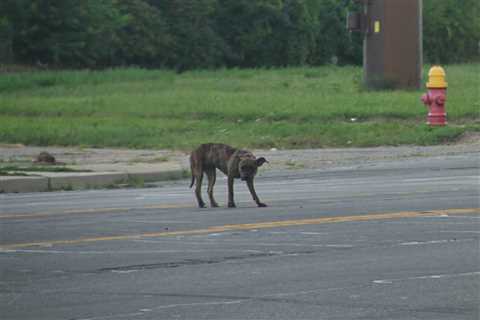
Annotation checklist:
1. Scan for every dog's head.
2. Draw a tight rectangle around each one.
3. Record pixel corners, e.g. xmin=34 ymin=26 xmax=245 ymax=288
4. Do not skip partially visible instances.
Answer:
xmin=239 ymin=157 xmax=268 ymax=181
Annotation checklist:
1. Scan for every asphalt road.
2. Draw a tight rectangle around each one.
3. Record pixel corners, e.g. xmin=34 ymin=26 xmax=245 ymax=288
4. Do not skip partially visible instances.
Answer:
xmin=1 ymin=154 xmax=479 ymax=320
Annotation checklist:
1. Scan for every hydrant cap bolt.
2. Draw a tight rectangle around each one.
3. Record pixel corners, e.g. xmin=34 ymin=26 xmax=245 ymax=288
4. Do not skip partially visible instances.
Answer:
xmin=426 ymin=66 xmax=448 ymax=88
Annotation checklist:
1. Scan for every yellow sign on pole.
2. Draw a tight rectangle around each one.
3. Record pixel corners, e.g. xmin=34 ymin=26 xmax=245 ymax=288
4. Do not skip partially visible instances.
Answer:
xmin=374 ymin=21 xmax=381 ymax=33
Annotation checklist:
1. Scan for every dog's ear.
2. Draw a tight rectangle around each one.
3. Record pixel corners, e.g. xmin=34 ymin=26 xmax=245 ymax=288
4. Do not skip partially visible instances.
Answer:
xmin=256 ymin=157 xmax=268 ymax=167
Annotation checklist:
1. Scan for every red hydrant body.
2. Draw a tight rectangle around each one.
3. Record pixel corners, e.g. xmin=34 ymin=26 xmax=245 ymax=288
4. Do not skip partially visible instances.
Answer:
xmin=421 ymin=66 xmax=447 ymax=126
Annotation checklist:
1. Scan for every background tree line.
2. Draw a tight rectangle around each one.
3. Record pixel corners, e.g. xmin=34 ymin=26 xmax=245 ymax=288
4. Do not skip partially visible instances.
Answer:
xmin=0 ymin=0 xmax=478 ymax=70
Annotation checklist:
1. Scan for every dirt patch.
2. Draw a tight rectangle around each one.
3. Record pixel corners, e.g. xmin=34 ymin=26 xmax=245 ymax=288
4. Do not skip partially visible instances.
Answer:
xmin=455 ymin=132 xmax=480 ymax=145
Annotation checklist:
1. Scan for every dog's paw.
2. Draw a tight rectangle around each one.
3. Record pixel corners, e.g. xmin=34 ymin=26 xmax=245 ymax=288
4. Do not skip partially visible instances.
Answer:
xmin=257 ymin=202 xmax=267 ymax=208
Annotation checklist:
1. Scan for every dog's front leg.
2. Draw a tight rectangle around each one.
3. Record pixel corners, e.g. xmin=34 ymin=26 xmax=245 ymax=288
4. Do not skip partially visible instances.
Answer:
xmin=246 ymin=179 xmax=267 ymax=207
xmin=227 ymin=175 xmax=236 ymax=208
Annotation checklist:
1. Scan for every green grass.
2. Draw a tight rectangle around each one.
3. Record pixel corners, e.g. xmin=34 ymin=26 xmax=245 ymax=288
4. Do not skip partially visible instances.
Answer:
xmin=0 ymin=64 xmax=478 ymax=149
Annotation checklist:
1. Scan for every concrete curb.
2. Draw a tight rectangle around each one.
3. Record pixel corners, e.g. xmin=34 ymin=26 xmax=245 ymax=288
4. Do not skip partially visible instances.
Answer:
xmin=0 ymin=166 xmax=187 ymax=194
xmin=47 ymin=172 xmax=130 ymax=191
xmin=0 ymin=176 xmax=50 ymax=193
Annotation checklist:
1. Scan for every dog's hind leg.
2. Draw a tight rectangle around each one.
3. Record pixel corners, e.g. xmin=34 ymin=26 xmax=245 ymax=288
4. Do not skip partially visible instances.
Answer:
xmin=194 ymin=172 xmax=206 ymax=208
xmin=206 ymin=168 xmax=219 ymax=208
xmin=190 ymin=151 xmax=206 ymax=208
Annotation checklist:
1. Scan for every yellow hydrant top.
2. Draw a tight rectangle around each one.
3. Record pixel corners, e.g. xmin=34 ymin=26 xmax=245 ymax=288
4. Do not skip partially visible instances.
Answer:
xmin=426 ymin=66 xmax=448 ymax=89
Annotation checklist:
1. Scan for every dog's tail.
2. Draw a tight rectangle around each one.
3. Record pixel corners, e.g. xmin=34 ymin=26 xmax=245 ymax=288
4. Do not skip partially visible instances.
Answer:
xmin=189 ymin=174 xmax=195 ymax=188
xmin=189 ymin=155 xmax=195 ymax=188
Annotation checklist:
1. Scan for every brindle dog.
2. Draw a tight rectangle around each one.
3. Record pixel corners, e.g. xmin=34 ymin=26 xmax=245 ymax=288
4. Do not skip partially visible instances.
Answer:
xmin=190 ymin=143 xmax=268 ymax=208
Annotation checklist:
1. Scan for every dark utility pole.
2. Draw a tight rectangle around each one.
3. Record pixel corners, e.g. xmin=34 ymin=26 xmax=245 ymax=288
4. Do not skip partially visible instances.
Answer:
xmin=348 ymin=0 xmax=423 ymax=90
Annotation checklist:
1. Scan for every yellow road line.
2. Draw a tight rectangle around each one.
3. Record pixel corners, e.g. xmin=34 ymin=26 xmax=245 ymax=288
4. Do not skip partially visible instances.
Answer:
xmin=1 ymin=208 xmax=478 ymax=250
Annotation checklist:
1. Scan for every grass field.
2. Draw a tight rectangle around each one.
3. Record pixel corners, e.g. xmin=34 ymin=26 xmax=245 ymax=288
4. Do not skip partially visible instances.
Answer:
xmin=0 ymin=64 xmax=478 ymax=150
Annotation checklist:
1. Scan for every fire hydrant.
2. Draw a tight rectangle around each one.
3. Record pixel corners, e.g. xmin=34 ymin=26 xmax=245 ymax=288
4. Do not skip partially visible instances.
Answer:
xmin=421 ymin=66 xmax=448 ymax=126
